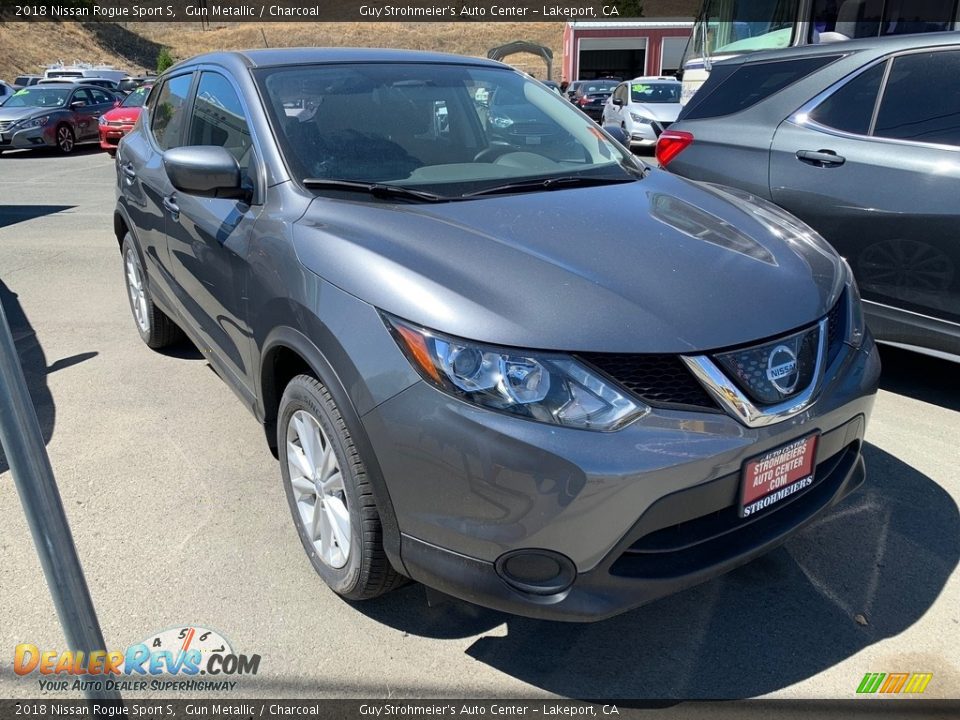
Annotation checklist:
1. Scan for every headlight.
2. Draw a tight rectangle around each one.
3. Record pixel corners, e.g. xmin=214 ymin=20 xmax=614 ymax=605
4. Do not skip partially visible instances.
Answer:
xmin=384 ymin=315 xmax=648 ymax=431
xmin=490 ymin=115 xmax=513 ymax=129
xmin=13 ymin=115 xmax=49 ymax=129
xmin=630 ymin=113 xmax=653 ymax=124
xmin=840 ymin=258 xmax=866 ymax=348
xmin=98 ymin=115 xmax=109 ymax=126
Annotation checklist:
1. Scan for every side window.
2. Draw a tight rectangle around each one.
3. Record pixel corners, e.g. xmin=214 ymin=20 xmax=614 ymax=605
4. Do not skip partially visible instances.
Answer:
xmin=616 ymin=84 xmax=627 ymax=103
xmin=71 ymin=89 xmax=93 ymax=106
xmin=151 ymin=74 xmax=193 ymax=151
xmin=189 ymin=73 xmax=251 ymax=161
xmin=188 ymin=72 xmax=254 ymax=178
xmin=90 ymin=88 xmax=113 ymax=105
xmin=681 ymin=55 xmax=842 ymax=121
xmin=874 ymin=50 xmax=960 ymax=147
xmin=809 ymin=61 xmax=886 ymax=135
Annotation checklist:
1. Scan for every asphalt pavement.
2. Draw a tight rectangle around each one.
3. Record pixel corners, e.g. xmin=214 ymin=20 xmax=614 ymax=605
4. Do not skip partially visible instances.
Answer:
xmin=0 ymin=147 xmax=957 ymax=704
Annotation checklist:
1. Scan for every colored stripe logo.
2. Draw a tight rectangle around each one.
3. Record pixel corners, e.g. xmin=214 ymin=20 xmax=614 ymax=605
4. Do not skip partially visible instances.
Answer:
xmin=857 ymin=672 xmax=933 ymax=695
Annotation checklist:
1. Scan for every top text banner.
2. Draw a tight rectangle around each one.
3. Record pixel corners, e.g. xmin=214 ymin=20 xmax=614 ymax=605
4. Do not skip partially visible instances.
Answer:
xmin=0 ymin=0 xmax=657 ymax=22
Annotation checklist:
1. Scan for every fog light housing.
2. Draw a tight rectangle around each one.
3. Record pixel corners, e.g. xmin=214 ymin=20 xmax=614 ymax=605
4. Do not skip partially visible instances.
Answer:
xmin=495 ymin=549 xmax=576 ymax=596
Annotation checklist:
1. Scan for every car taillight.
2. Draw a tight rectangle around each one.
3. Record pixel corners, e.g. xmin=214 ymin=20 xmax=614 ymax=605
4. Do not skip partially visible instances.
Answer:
xmin=655 ymin=130 xmax=694 ymax=167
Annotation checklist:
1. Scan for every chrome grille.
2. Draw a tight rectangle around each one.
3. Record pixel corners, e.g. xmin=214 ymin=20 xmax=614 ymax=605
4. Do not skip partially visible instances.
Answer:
xmin=713 ymin=324 xmax=821 ymax=406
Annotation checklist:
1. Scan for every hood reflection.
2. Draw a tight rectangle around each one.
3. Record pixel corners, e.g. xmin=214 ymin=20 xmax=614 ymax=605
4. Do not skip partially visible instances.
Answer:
xmin=648 ymin=192 xmax=776 ymax=265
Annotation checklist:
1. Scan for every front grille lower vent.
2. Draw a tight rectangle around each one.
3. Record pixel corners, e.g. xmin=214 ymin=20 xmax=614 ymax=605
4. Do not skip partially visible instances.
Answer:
xmin=575 ymin=353 xmax=719 ymax=411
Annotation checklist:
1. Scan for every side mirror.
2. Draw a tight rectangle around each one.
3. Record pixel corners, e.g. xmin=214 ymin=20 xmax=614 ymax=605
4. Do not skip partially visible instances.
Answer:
xmin=602 ymin=124 xmax=630 ymax=149
xmin=163 ymin=146 xmax=243 ymax=199
xmin=612 ymin=96 xmax=624 ymax=107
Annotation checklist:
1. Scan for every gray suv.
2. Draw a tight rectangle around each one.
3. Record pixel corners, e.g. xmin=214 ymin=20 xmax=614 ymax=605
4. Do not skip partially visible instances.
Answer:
xmin=114 ymin=49 xmax=880 ymax=621
xmin=660 ymin=33 xmax=960 ymax=360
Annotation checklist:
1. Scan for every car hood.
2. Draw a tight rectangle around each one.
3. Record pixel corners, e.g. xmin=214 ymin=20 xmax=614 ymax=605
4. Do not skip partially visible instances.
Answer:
xmin=0 ymin=106 xmax=47 ymax=122
xmin=628 ymin=102 xmax=681 ymax=123
xmin=103 ymin=106 xmax=141 ymax=124
xmin=292 ymin=171 xmax=843 ymax=353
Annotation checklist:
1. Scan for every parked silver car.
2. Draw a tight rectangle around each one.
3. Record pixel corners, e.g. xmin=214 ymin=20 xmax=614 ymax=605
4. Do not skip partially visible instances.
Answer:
xmin=603 ymin=77 xmax=682 ymax=149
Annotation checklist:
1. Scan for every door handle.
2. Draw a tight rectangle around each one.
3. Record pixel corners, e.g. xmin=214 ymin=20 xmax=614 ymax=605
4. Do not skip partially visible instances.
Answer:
xmin=162 ymin=195 xmax=180 ymax=219
xmin=796 ymin=149 xmax=845 ymax=167
xmin=120 ymin=163 xmax=136 ymax=180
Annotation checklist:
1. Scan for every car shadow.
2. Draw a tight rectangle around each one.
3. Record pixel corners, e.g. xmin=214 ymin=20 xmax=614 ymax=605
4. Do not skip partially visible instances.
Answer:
xmin=877 ymin=344 xmax=959 ymax=412
xmin=0 ymin=205 xmax=74 ymax=230
xmin=0 ymin=145 xmax=108 ymax=160
xmin=352 ymin=443 xmax=958 ymax=699
xmin=0 ymin=279 xmax=98 ymax=475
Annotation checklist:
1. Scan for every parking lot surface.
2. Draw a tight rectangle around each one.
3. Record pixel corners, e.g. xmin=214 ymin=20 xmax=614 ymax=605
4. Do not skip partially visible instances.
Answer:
xmin=0 ymin=148 xmax=958 ymax=701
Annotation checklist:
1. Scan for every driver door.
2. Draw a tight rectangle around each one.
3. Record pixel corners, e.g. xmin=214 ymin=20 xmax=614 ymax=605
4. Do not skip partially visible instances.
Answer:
xmin=606 ymin=83 xmax=627 ymax=125
xmin=67 ymin=88 xmax=97 ymax=141
xmin=163 ymin=70 xmax=261 ymax=398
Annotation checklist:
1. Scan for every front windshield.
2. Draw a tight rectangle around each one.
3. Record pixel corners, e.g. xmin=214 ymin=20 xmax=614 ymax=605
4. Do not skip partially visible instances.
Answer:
xmin=256 ymin=63 xmax=639 ymax=196
xmin=630 ymin=82 xmax=682 ymax=104
xmin=121 ymin=86 xmax=150 ymax=108
xmin=3 ymin=87 xmax=70 ymax=108
xmin=686 ymin=0 xmax=799 ymax=62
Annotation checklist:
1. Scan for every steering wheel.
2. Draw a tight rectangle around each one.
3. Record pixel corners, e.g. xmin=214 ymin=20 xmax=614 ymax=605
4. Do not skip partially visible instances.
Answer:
xmin=473 ymin=142 xmax=515 ymax=163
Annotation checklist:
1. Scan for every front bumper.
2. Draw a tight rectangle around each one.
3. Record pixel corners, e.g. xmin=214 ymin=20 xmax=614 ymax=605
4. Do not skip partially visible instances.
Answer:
xmin=0 ymin=124 xmax=55 ymax=150
xmin=361 ymin=334 xmax=881 ymax=621
xmin=99 ymin=124 xmax=133 ymax=150
xmin=627 ymin=122 xmax=665 ymax=148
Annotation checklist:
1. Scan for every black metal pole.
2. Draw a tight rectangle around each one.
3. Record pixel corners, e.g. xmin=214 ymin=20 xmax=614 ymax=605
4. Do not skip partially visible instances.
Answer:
xmin=0 ymin=301 xmax=120 ymax=702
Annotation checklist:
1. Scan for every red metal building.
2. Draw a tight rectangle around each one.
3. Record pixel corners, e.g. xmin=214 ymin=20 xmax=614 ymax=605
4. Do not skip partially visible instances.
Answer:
xmin=562 ymin=21 xmax=694 ymax=82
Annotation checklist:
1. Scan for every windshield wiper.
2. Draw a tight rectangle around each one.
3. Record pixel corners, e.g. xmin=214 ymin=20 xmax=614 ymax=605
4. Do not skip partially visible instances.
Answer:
xmin=302 ymin=178 xmax=450 ymax=203
xmin=460 ymin=174 xmax=638 ymax=198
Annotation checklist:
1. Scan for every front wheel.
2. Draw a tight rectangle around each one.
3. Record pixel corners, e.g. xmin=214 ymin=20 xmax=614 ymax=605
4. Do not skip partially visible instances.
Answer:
xmin=56 ymin=124 xmax=75 ymax=154
xmin=278 ymin=374 xmax=403 ymax=600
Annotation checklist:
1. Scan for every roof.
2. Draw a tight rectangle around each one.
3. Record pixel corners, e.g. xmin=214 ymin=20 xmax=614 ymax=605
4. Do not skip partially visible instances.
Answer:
xmin=714 ymin=30 xmax=960 ymax=66
xmin=173 ymin=48 xmax=507 ymax=72
xmin=568 ymin=20 xmax=694 ymax=29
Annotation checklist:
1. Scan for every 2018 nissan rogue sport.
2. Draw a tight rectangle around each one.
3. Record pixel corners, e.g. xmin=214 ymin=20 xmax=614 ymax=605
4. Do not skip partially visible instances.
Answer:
xmin=113 ymin=49 xmax=880 ymax=621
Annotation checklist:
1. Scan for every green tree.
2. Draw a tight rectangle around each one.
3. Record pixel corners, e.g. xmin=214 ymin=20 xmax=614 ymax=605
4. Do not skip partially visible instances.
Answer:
xmin=156 ymin=48 xmax=175 ymax=74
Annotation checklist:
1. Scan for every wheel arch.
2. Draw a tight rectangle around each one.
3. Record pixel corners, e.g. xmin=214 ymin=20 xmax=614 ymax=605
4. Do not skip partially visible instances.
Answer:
xmin=259 ymin=326 xmax=406 ymax=574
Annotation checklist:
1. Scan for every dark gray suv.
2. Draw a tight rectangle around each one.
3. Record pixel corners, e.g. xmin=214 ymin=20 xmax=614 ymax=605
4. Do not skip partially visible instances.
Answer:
xmin=660 ymin=33 xmax=960 ymax=360
xmin=114 ymin=49 xmax=880 ymax=621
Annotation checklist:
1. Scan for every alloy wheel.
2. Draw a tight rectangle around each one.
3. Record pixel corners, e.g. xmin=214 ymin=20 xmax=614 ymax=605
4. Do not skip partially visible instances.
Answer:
xmin=57 ymin=126 xmax=74 ymax=153
xmin=285 ymin=409 xmax=351 ymax=569
xmin=124 ymin=248 xmax=150 ymax=333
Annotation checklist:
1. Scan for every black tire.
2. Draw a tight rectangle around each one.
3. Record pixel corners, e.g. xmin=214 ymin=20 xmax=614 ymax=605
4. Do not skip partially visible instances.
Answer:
xmin=120 ymin=234 xmax=182 ymax=349
xmin=278 ymin=374 xmax=403 ymax=600
xmin=55 ymin=124 xmax=75 ymax=154
xmin=106 ymin=147 xmax=116 ymax=157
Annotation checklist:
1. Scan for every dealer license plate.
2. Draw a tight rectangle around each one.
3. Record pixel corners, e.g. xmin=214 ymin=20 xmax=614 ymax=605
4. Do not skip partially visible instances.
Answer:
xmin=740 ymin=434 xmax=818 ymax=518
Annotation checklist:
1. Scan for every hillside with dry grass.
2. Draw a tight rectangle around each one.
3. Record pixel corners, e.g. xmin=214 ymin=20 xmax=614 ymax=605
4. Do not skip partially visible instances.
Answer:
xmin=1 ymin=0 xmax=699 ymax=82
xmin=143 ymin=22 xmax=566 ymax=77
xmin=0 ymin=21 xmax=568 ymax=81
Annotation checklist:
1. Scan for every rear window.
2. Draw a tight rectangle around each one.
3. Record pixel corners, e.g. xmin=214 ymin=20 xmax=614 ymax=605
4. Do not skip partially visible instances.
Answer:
xmin=680 ymin=55 xmax=841 ymax=121
xmin=808 ymin=61 xmax=886 ymax=135
xmin=874 ymin=50 xmax=960 ymax=147
xmin=580 ymin=82 xmax=617 ymax=95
